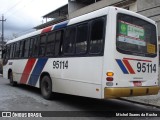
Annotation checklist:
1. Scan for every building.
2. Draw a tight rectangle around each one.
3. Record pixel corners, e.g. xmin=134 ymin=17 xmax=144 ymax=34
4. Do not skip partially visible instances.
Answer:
xmin=34 ymin=4 xmax=68 ymax=29
xmin=35 ymin=0 xmax=160 ymax=41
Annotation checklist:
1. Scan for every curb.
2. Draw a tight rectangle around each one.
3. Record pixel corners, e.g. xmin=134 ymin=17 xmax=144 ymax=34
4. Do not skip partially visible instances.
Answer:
xmin=119 ymin=98 xmax=160 ymax=109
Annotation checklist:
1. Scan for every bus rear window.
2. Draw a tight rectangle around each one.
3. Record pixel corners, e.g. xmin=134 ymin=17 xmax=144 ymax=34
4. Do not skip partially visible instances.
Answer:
xmin=116 ymin=13 xmax=157 ymax=57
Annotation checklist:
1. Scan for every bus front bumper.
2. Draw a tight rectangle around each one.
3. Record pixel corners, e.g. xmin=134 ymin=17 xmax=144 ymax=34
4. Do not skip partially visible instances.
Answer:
xmin=104 ymin=86 xmax=160 ymax=99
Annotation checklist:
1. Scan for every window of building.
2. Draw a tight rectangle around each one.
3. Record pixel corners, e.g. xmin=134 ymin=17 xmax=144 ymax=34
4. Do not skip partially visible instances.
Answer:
xmin=76 ymin=23 xmax=88 ymax=54
xmin=64 ymin=27 xmax=76 ymax=54
xmin=89 ymin=17 xmax=105 ymax=54
xmin=39 ymin=35 xmax=46 ymax=57
xmin=46 ymin=32 xmax=55 ymax=56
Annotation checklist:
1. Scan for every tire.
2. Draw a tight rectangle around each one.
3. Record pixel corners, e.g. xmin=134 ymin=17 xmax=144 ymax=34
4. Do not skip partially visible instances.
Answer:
xmin=9 ymin=72 xmax=17 ymax=86
xmin=40 ymin=76 xmax=53 ymax=100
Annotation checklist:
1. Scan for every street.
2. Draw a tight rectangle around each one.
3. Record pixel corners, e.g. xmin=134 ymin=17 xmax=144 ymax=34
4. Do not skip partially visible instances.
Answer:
xmin=0 ymin=76 xmax=160 ymax=120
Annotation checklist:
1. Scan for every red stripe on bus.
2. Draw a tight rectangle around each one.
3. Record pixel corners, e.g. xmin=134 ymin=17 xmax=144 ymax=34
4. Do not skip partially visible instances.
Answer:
xmin=41 ymin=26 xmax=52 ymax=33
xmin=20 ymin=58 xmax=36 ymax=84
xmin=123 ymin=59 xmax=135 ymax=74
xmin=123 ymin=58 xmax=152 ymax=62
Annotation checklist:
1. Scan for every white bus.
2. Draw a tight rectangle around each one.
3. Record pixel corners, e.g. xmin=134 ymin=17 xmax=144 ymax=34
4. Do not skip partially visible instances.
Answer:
xmin=2 ymin=6 xmax=159 ymax=100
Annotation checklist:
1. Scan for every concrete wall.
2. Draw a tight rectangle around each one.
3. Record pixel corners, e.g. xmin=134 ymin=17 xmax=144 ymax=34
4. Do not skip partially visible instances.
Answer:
xmin=68 ymin=0 xmax=124 ymax=19
xmin=129 ymin=2 xmax=137 ymax=12
xmin=68 ymin=0 xmax=86 ymax=14
xmin=137 ymin=0 xmax=160 ymax=11
xmin=157 ymin=22 xmax=160 ymax=37
xmin=137 ymin=0 xmax=160 ymax=36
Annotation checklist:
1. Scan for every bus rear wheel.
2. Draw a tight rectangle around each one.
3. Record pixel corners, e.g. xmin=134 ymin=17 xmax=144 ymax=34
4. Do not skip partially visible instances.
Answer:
xmin=40 ymin=76 xmax=53 ymax=100
xmin=9 ymin=72 xmax=17 ymax=86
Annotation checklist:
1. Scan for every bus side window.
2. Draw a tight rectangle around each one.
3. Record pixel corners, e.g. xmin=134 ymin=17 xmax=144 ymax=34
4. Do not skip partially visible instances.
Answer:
xmin=89 ymin=17 xmax=105 ymax=54
xmin=15 ymin=42 xmax=20 ymax=58
xmin=12 ymin=43 xmax=16 ymax=58
xmin=29 ymin=38 xmax=34 ymax=57
xmin=76 ymin=23 xmax=88 ymax=54
xmin=6 ymin=45 xmax=10 ymax=59
xmin=55 ymin=30 xmax=63 ymax=56
xmin=23 ymin=39 xmax=30 ymax=58
xmin=10 ymin=44 xmax=13 ymax=59
xmin=63 ymin=27 xmax=76 ymax=55
xmin=19 ymin=41 xmax=24 ymax=58
xmin=39 ymin=35 xmax=46 ymax=57
xmin=32 ymin=37 xmax=39 ymax=57
xmin=46 ymin=32 xmax=55 ymax=56
xmin=2 ymin=47 xmax=6 ymax=59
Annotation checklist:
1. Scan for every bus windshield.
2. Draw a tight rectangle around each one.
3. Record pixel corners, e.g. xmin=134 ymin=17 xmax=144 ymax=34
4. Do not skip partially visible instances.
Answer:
xmin=116 ymin=13 xmax=157 ymax=57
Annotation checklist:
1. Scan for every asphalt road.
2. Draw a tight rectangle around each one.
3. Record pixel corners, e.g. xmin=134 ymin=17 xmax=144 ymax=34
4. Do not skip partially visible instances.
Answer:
xmin=0 ymin=76 xmax=160 ymax=120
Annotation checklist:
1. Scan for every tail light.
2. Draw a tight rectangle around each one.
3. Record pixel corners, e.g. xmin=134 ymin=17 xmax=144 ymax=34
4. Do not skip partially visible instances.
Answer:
xmin=106 ymin=77 xmax=113 ymax=81
xmin=106 ymin=72 xmax=114 ymax=81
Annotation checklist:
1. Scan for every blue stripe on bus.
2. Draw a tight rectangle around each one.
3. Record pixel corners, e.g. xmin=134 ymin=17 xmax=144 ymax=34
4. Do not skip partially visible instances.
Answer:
xmin=28 ymin=58 xmax=48 ymax=86
xmin=116 ymin=59 xmax=129 ymax=74
xmin=54 ymin=21 xmax=68 ymax=30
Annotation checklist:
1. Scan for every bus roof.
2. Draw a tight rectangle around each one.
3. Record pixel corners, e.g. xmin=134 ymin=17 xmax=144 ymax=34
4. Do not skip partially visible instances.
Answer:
xmin=6 ymin=6 xmax=156 ymax=45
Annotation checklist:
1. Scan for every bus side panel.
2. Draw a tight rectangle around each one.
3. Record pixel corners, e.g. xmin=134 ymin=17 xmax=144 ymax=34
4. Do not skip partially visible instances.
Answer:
xmin=12 ymin=59 xmax=29 ymax=83
xmin=42 ymin=57 xmax=103 ymax=99
xmin=3 ymin=60 xmax=11 ymax=79
xmin=53 ymin=78 xmax=102 ymax=98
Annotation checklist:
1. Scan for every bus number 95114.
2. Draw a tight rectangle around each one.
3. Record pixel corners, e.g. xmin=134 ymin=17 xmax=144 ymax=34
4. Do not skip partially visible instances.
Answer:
xmin=137 ymin=62 xmax=156 ymax=73
xmin=53 ymin=60 xmax=68 ymax=69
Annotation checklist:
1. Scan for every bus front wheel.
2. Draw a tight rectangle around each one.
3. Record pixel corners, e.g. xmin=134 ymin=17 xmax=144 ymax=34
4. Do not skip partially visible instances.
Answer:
xmin=40 ymin=76 xmax=53 ymax=100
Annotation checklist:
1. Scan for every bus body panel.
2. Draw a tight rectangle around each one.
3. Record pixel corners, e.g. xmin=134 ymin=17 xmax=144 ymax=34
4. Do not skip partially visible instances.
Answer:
xmin=102 ymin=7 xmax=159 ymax=98
xmin=4 ymin=57 xmax=103 ymax=99
xmin=3 ymin=6 xmax=159 ymax=99
xmin=42 ymin=57 xmax=103 ymax=98
xmin=13 ymin=59 xmax=29 ymax=83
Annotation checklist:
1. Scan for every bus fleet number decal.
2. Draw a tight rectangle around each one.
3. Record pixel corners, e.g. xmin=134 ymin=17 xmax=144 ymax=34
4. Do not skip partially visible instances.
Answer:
xmin=53 ymin=60 xmax=68 ymax=69
xmin=137 ymin=62 xmax=156 ymax=73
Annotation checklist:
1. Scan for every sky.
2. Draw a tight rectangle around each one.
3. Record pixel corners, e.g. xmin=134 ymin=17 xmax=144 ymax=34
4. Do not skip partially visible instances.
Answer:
xmin=0 ymin=0 xmax=68 ymax=40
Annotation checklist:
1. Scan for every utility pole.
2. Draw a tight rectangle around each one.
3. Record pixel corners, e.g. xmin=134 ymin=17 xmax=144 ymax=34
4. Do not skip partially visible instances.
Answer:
xmin=0 ymin=15 xmax=6 ymax=50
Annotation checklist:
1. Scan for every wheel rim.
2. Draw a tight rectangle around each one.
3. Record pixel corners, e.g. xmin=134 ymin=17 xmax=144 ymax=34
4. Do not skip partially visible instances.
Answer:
xmin=41 ymin=76 xmax=52 ymax=99
xmin=44 ymin=81 xmax=50 ymax=93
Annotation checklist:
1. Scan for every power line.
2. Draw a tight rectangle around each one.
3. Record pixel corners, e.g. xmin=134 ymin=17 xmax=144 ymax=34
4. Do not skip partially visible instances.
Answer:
xmin=6 ymin=0 xmax=35 ymax=19
xmin=16 ymin=28 xmax=35 ymax=36
xmin=3 ymin=0 xmax=23 ymax=14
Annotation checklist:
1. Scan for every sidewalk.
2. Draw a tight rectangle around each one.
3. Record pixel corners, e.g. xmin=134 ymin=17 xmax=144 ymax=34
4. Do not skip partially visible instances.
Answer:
xmin=122 ymin=92 xmax=160 ymax=107
xmin=122 ymin=74 xmax=160 ymax=107
xmin=122 ymin=73 xmax=160 ymax=107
